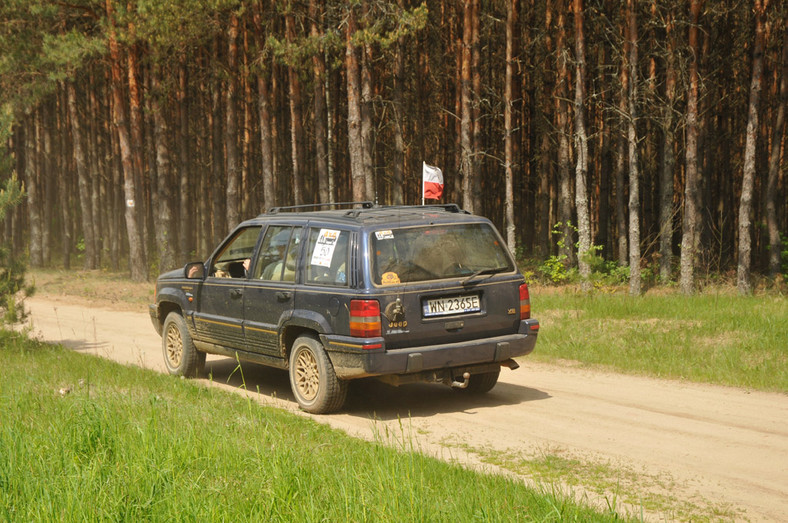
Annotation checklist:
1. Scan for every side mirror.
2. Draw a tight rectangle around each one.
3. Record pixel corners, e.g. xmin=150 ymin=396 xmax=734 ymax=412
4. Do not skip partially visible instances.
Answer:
xmin=184 ymin=262 xmax=205 ymax=279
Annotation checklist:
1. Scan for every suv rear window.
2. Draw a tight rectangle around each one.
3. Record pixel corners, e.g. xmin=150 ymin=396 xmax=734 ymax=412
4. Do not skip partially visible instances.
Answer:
xmin=370 ymin=223 xmax=514 ymax=285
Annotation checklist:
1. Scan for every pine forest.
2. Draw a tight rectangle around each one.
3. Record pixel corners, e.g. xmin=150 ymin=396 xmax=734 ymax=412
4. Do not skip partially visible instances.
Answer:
xmin=0 ymin=0 xmax=786 ymax=295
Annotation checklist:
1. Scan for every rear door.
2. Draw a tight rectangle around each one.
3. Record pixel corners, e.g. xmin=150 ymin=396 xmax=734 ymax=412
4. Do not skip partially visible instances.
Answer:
xmin=243 ymin=225 xmax=303 ymax=357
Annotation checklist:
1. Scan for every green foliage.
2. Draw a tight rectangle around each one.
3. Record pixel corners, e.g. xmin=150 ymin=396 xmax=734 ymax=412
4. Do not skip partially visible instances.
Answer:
xmin=538 ymin=223 xmax=574 ymax=283
xmin=782 ymin=233 xmax=788 ymax=276
xmin=0 ymin=175 xmax=33 ymax=325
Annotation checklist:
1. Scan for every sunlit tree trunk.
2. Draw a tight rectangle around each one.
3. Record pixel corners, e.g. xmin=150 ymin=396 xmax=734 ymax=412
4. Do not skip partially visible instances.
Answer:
xmin=737 ymin=0 xmax=767 ymax=295
xmin=226 ymin=13 xmax=241 ymax=228
xmin=574 ymin=0 xmax=591 ymax=287
xmin=626 ymin=0 xmax=641 ymax=296
xmin=680 ymin=0 xmax=703 ymax=295
xmin=107 ymin=0 xmax=146 ymax=281
xmin=310 ymin=0 xmax=330 ymax=205
xmin=504 ymin=0 xmax=518 ymax=252
xmin=346 ymin=6 xmax=365 ymax=203
xmin=286 ymin=8 xmax=304 ymax=205
xmin=555 ymin=0 xmax=573 ymax=265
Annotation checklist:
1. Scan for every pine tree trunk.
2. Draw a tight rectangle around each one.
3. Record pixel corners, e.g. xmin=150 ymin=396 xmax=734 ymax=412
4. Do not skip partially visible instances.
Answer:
xmin=680 ymin=0 xmax=702 ymax=295
xmin=107 ymin=0 xmax=146 ymax=282
xmin=460 ymin=0 xmax=476 ymax=213
xmin=177 ymin=57 xmax=192 ymax=262
xmin=126 ymin=36 xmax=148 ymax=268
xmin=151 ymin=66 xmax=175 ymax=272
xmin=626 ymin=0 xmax=641 ymax=296
xmin=737 ymin=0 xmax=766 ymax=295
xmin=346 ymin=7 xmax=365 ymax=203
xmin=555 ymin=0 xmax=573 ymax=265
xmin=310 ymin=0 xmax=330 ymax=205
xmin=286 ymin=10 xmax=304 ymax=206
xmin=66 ymin=82 xmax=97 ymax=270
xmin=225 ymin=14 xmax=241 ymax=228
xmin=616 ymin=9 xmax=630 ymax=267
xmin=504 ymin=0 xmax=518 ymax=252
xmin=573 ymin=0 xmax=591 ymax=287
xmin=659 ymin=10 xmax=677 ymax=283
xmin=24 ymin=115 xmax=43 ymax=267
xmin=392 ymin=1 xmax=405 ymax=206
xmin=766 ymin=29 xmax=788 ymax=279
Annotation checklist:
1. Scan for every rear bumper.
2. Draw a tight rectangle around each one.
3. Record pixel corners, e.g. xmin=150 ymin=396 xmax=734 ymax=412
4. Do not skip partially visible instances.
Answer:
xmin=324 ymin=319 xmax=539 ymax=380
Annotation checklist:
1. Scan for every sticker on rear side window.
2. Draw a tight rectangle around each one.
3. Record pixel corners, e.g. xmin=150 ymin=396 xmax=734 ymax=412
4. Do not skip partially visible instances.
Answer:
xmin=375 ymin=230 xmax=394 ymax=240
xmin=311 ymin=229 xmax=340 ymax=267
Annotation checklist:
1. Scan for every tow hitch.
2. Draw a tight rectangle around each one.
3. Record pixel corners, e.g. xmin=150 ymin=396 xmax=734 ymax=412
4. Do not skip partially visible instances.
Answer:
xmin=451 ymin=372 xmax=472 ymax=389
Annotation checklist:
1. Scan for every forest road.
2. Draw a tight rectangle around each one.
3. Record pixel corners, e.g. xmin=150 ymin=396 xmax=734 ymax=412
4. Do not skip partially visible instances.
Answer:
xmin=22 ymin=296 xmax=788 ymax=522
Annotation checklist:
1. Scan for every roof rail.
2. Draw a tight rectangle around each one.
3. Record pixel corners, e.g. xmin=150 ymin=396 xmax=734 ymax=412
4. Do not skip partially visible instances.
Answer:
xmin=265 ymin=201 xmax=374 ymax=214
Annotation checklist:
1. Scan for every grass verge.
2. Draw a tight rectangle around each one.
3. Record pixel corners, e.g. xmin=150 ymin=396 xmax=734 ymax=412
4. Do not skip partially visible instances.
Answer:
xmin=531 ymin=287 xmax=788 ymax=392
xmin=1 ymin=330 xmax=626 ymax=522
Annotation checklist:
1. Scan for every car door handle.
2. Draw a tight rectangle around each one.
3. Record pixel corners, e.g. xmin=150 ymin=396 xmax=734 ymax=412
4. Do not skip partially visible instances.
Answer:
xmin=276 ymin=291 xmax=291 ymax=301
xmin=230 ymin=288 xmax=243 ymax=299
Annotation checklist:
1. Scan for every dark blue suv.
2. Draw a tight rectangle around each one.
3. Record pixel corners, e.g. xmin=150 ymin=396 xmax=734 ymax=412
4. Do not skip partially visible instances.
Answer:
xmin=150 ymin=203 xmax=539 ymax=413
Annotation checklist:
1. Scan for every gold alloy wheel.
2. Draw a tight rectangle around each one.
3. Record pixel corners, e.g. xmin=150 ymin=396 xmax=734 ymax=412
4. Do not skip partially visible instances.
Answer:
xmin=294 ymin=348 xmax=319 ymax=401
xmin=165 ymin=323 xmax=183 ymax=368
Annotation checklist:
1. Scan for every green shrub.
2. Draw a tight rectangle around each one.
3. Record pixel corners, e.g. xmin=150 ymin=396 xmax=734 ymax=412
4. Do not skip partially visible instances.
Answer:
xmin=0 ymin=174 xmax=33 ymax=325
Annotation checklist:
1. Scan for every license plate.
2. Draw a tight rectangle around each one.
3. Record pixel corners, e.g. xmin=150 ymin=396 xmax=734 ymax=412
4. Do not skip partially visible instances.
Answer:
xmin=423 ymin=295 xmax=481 ymax=317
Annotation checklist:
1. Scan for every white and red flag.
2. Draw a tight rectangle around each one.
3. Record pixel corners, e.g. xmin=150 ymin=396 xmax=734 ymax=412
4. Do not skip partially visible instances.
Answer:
xmin=422 ymin=162 xmax=444 ymax=201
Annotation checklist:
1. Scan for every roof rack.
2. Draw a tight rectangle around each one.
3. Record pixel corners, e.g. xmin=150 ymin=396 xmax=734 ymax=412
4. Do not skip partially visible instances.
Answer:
xmin=266 ymin=201 xmax=374 ymax=214
xmin=341 ymin=203 xmax=468 ymax=218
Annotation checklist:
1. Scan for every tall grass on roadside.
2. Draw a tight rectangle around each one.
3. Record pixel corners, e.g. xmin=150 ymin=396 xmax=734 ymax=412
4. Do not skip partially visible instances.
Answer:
xmin=0 ymin=330 xmax=625 ymax=522
xmin=532 ymin=290 xmax=788 ymax=392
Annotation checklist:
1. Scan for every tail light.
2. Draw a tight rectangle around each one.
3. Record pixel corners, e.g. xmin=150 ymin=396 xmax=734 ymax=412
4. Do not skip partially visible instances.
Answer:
xmin=519 ymin=283 xmax=531 ymax=320
xmin=350 ymin=299 xmax=382 ymax=338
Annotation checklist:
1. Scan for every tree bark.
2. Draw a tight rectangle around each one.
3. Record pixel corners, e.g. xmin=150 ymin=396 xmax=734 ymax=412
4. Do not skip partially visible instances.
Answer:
xmin=310 ymin=0 xmax=330 ymax=205
xmin=286 ymin=9 xmax=304 ymax=205
xmin=680 ymin=0 xmax=703 ymax=295
xmin=555 ymin=0 xmax=573 ymax=265
xmin=766 ymin=27 xmax=788 ymax=279
xmin=66 ymin=82 xmax=97 ymax=270
xmin=150 ymin=66 xmax=175 ymax=272
xmin=658 ymin=8 xmax=678 ymax=282
xmin=573 ymin=0 xmax=591 ymax=287
xmin=504 ymin=0 xmax=518 ymax=252
xmin=460 ymin=0 xmax=477 ymax=213
xmin=737 ymin=0 xmax=767 ymax=295
xmin=225 ymin=13 xmax=241 ymax=229
xmin=346 ymin=6 xmax=365 ymax=203
xmin=391 ymin=0 xmax=406 ymax=206
xmin=627 ymin=0 xmax=641 ymax=296
xmin=107 ymin=0 xmax=146 ymax=281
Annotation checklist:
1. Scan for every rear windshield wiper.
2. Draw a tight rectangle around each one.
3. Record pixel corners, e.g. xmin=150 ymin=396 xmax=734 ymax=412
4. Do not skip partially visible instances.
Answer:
xmin=461 ymin=267 xmax=508 ymax=286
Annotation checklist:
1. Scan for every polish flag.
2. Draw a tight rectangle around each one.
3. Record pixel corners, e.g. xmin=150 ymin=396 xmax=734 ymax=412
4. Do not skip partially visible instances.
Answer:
xmin=422 ymin=162 xmax=444 ymax=200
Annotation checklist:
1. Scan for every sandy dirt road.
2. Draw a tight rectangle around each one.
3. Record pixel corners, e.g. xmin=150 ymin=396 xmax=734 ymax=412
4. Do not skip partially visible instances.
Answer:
xmin=21 ymin=296 xmax=788 ymax=521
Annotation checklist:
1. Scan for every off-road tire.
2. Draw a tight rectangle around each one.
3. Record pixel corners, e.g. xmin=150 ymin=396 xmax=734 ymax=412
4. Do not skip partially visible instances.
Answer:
xmin=289 ymin=335 xmax=347 ymax=414
xmin=162 ymin=312 xmax=205 ymax=377
xmin=457 ymin=369 xmax=500 ymax=394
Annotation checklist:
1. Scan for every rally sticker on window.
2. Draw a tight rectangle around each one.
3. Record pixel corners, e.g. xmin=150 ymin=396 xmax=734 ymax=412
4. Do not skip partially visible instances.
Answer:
xmin=375 ymin=230 xmax=394 ymax=240
xmin=311 ymin=229 xmax=340 ymax=267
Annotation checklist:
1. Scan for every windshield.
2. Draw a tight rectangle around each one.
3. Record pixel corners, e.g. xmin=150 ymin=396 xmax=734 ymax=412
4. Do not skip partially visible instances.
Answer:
xmin=370 ymin=223 xmax=514 ymax=285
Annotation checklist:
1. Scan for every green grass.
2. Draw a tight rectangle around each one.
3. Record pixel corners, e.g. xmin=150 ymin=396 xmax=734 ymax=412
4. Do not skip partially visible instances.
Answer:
xmin=0 ymin=330 xmax=626 ymax=522
xmin=531 ymin=288 xmax=788 ymax=392
xmin=441 ymin=442 xmax=741 ymax=522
